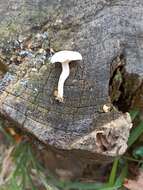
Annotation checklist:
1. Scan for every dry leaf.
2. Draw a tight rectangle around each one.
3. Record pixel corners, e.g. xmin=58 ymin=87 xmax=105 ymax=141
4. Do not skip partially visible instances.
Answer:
xmin=124 ymin=171 xmax=143 ymax=190
xmin=6 ymin=127 xmax=16 ymax=136
xmin=6 ymin=127 xmax=23 ymax=143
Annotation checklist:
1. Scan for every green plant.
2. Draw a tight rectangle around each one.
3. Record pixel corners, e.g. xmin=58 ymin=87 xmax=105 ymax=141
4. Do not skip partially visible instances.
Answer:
xmin=0 ymin=108 xmax=143 ymax=190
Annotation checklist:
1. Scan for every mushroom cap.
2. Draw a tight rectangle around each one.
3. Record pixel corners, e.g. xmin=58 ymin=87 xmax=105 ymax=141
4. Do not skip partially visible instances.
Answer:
xmin=50 ymin=50 xmax=82 ymax=64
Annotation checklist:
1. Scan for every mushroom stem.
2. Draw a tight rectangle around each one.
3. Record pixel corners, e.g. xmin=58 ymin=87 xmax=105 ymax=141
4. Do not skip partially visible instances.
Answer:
xmin=56 ymin=61 xmax=70 ymax=102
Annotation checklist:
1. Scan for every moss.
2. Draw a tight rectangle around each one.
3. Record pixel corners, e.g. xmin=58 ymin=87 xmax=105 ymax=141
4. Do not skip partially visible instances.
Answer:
xmin=49 ymin=27 xmax=75 ymax=51
xmin=110 ymin=64 xmax=142 ymax=112
xmin=0 ymin=3 xmax=52 ymax=42
xmin=12 ymin=83 xmax=25 ymax=97
xmin=0 ymin=62 xmax=8 ymax=74
xmin=110 ymin=69 xmax=123 ymax=102
xmin=0 ymin=22 xmax=22 ymax=40
xmin=27 ymin=102 xmax=37 ymax=111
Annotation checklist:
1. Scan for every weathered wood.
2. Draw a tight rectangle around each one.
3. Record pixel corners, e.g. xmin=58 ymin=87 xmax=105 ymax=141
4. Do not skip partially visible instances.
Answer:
xmin=1 ymin=0 xmax=143 ymax=169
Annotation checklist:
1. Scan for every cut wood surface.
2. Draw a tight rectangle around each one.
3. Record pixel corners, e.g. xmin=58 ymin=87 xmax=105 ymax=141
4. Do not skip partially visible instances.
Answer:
xmin=1 ymin=0 xmax=143 ymax=163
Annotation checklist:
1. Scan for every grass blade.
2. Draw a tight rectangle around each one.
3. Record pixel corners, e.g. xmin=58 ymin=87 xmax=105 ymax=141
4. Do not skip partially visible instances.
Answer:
xmin=108 ymin=158 xmax=119 ymax=186
xmin=129 ymin=109 xmax=139 ymax=120
xmin=115 ymin=162 xmax=128 ymax=186
xmin=128 ymin=121 xmax=143 ymax=147
xmin=64 ymin=181 xmax=104 ymax=190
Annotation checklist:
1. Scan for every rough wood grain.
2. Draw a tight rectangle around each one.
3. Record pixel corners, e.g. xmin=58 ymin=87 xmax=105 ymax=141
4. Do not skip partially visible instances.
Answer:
xmin=1 ymin=0 xmax=143 ymax=163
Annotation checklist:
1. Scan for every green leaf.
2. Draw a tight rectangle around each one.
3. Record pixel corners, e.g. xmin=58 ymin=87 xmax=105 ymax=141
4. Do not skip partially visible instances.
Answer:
xmin=123 ymin=156 xmax=143 ymax=163
xmin=128 ymin=121 xmax=143 ymax=147
xmin=108 ymin=158 xmax=119 ymax=186
xmin=115 ymin=162 xmax=128 ymax=187
xmin=97 ymin=163 xmax=128 ymax=190
xmin=64 ymin=181 xmax=104 ymax=190
xmin=129 ymin=109 xmax=139 ymax=120
xmin=26 ymin=171 xmax=37 ymax=190
xmin=133 ymin=146 xmax=143 ymax=159
xmin=9 ymin=178 xmax=22 ymax=190
xmin=97 ymin=185 xmax=121 ymax=190
xmin=0 ymin=121 xmax=14 ymax=143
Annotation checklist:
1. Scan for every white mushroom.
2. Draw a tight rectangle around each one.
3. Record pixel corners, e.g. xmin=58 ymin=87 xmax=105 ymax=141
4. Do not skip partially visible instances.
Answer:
xmin=50 ymin=50 xmax=82 ymax=102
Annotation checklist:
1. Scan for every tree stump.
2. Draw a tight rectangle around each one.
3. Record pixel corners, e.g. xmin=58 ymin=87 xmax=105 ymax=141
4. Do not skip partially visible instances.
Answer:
xmin=1 ymin=0 xmax=143 ymax=179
